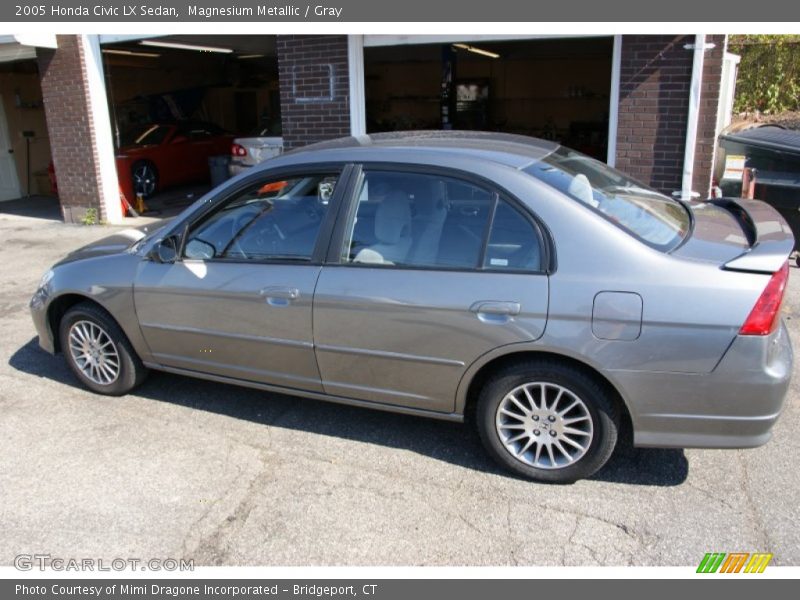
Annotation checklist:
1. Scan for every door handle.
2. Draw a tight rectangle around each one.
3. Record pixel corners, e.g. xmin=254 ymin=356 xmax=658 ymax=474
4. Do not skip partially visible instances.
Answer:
xmin=470 ymin=301 xmax=521 ymax=323
xmin=470 ymin=301 xmax=521 ymax=316
xmin=259 ymin=286 xmax=299 ymax=306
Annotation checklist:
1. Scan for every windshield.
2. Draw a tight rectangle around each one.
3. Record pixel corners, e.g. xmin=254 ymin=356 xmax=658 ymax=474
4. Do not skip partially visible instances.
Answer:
xmin=524 ymin=147 xmax=691 ymax=251
xmin=128 ymin=124 xmax=173 ymax=147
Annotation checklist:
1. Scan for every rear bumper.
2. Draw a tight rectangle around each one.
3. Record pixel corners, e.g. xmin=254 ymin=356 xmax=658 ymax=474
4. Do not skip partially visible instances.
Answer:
xmin=613 ymin=321 xmax=793 ymax=449
xmin=228 ymin=161 xmax=253 ymax=177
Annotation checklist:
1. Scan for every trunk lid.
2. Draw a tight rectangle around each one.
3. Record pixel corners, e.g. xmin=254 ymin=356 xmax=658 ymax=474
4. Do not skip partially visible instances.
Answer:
xmin=672 ymin=197 xmax=794 ymax=273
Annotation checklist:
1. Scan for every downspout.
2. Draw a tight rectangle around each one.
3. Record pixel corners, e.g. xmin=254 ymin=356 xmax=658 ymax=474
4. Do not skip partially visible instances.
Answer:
xmin=681 ymin=34 xmax=706 ymax=199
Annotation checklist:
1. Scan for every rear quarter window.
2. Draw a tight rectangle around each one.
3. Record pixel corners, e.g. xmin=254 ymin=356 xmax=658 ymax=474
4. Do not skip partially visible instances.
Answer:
xmin=525 ymin=147 xmax=691 ymax=251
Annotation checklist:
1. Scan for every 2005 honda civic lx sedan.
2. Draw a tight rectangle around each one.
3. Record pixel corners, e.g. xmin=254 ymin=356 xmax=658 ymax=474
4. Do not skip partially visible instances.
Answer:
xmin=30 ymin=131 xmax=794 ymax=483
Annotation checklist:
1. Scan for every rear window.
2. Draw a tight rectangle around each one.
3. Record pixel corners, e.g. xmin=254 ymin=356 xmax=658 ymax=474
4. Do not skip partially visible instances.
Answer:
xmin=524 ymin=147 xmax=691 ymax=251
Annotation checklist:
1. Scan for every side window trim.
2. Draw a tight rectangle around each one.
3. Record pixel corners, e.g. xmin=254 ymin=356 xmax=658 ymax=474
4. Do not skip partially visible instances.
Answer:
xmin=326 ymin=162 xmax=552 ymax=274
xmin=176 ymin=163 xmax=354 ymax=266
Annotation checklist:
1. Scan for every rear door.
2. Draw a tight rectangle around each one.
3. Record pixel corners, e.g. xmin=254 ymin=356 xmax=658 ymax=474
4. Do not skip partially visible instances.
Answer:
xmin=312 ymin=166 xmax=550 ymax=413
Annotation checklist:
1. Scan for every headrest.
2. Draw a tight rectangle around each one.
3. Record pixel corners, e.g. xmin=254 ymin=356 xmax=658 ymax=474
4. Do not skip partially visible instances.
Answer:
xmin=375 ymin=191 xmax=412 ymax=244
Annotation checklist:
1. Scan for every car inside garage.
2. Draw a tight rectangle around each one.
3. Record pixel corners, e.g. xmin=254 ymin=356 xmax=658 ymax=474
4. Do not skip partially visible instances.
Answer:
xmin=364 ymin=37 xmax=614 ymax=160
xmin=99 ymin=35 xmax=281 ymax=213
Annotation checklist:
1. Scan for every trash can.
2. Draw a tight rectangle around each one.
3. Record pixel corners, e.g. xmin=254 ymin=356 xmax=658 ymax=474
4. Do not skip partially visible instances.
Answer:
xmin=717 ymin=125 xmax=800 ymax=254
xmin=208 ymin=155 xmax=231 ymax=188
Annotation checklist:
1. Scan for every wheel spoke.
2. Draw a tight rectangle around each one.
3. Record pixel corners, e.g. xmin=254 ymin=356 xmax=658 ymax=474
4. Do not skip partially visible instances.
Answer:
xmin=545 ymin=444 xmax=556 ymax=467
xmin=507 ymin=393 xmax=530 ymax=416
xmin=506 ymin=432 xmax=529 ymax=445
xmin=499 ymin=407 xmax=526 ymax=421
xmin=563 ymin=415 xmax=590 ymax=425
xmin=563 ymin=427 xmax=591 ymax=437
xmin=518 ymin=435 xmax=536 ymax=456
xmin=550 ymin=388 xmax=565 ymax=412
xmin=560 ymin=436 xmax=585 ymax=451
xmin=554 ymin=440 xmax=572 ymax=461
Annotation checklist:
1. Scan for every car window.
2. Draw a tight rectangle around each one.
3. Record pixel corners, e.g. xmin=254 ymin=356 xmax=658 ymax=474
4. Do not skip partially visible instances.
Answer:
xmin=524 ymin=147 xmax=690 ymax=251
xmin=483 ymin=200 xmax=541 ymax=271
xmin=341 ymin=170 xmax=495 ymax=269
xmin=184 ymin=173 xmax=339 ymax=262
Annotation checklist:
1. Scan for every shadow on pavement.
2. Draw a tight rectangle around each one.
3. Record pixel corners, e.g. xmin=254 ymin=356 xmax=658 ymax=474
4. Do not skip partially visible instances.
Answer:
xmin=9 ymin=337 xmax=689 ymax=487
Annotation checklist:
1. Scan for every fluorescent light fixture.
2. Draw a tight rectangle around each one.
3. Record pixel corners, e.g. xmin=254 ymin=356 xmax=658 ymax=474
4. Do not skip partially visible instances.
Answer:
xmin=102 ymin=48 xmax=160 ymax=58
xmin=237 ymin=54 xmax=266 ymax=60
xmin=452 ymin=43 xmax=500 ymax=59
xmin=139 ymin=40 xmax=233 ymax=54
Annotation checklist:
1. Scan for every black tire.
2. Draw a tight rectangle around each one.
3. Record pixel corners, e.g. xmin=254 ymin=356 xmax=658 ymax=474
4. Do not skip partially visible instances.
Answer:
xmin=131 ymin=160 xmax=158 ymax=199
xmin=476 ymin=360 xmax=619 ymax=483
xmin=59 ymin=302 xmax=148 ymax=396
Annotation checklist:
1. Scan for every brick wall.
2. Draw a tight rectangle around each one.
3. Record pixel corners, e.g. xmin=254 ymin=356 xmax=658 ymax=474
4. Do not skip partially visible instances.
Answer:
xmin=692 ymin=34 xmax=725 ymax=196
xmin=37 ymin=35 xmax=106 ymax=223
xmin=277 ymin=35 xmax=351 ymax=151
xmin=616 ymin=35 xmax=694 ymax=196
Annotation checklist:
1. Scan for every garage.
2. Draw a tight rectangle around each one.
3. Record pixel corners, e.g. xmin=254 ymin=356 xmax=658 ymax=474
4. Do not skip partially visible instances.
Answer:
xmin=99 ymin=34 xmax=281 ymax=214
xmin=364 ymin=37 xmax=614 ymax=160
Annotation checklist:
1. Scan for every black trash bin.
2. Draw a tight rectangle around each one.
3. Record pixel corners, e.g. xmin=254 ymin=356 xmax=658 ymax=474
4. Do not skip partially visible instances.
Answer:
xmin=717 ymin=125 xmax=800 ymax=256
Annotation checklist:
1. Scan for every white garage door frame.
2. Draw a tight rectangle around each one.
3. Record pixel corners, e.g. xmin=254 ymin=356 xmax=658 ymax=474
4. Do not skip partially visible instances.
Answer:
xmin=350 ymin=34 xmax=623 ymax=166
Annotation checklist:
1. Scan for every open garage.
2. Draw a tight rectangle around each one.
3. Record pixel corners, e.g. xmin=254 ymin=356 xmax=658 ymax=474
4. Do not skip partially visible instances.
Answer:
xmin=99 ymin=34 xmax=281 ymax=214
xmin=364 ymin=37 xmax=614 ymax=160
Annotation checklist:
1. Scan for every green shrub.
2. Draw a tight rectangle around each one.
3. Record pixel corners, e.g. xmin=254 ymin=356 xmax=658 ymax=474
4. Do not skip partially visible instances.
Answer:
xmin=729 ymin=35 xmax=800 ymax=114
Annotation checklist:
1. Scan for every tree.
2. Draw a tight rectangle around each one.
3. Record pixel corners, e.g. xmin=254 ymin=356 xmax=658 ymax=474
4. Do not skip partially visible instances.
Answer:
xmin=728 ymin=35 xmax=800 ymax=114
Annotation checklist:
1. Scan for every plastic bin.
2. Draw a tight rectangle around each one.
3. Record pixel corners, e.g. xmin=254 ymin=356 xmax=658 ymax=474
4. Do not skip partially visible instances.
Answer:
xmin=208 ymin=155 xmax=231 ymax=188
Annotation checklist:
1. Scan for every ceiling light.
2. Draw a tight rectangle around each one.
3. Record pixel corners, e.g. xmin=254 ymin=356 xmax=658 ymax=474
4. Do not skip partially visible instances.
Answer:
xmin=452 ymin=43 xmax=500 ymax=59
xmin=237 ymin=54 xmax=265 ymax=60
xmin=139 ymin=40 xmax=233 ymax=54
xmin=102 ymin=49 xmax=160 ymax=58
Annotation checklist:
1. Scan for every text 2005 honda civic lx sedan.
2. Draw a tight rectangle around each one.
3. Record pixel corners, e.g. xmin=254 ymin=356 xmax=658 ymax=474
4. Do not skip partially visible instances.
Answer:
xmin=30 ymin=131 xmax=794 ymax=483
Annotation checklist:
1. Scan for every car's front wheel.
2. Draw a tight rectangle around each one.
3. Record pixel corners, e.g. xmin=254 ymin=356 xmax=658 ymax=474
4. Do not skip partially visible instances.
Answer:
xmin=476 ymin=360 xmax=619 ymax=483
xmin=59 ymin=302 xmax=148 ymax=395
xmin=131 ymin=161 xmax=158 ymax=199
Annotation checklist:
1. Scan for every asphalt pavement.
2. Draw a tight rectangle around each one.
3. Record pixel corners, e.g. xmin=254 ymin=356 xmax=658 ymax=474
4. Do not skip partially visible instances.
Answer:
xmin=1 ymin=209 xmax=798 ymax=567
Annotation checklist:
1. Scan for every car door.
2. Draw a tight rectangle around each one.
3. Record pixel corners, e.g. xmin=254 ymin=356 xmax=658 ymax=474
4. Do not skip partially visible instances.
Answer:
xmin=134 ymin=167 xmax=347 ymax=392
xmin=312 ymin=166 xmax=550 ymax=413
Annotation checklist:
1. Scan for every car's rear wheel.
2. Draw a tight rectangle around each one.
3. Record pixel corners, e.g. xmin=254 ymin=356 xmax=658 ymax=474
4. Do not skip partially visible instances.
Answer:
xmin=476 ymin=360 xmax=619 ymax=483
xmin=132 ymin=161 xmax=158 ymax=199
xmin=59 ymin=302 xmax=148 ymax=395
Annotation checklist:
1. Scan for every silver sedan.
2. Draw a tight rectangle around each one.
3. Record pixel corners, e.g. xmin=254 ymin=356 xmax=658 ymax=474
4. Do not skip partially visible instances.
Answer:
xmin=30 ymin=131 xmax=794 ymax=483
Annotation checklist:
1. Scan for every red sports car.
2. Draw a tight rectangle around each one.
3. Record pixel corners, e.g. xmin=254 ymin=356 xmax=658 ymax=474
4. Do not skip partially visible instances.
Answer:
xmin=116 ymin=121 xmax=233 ymax=199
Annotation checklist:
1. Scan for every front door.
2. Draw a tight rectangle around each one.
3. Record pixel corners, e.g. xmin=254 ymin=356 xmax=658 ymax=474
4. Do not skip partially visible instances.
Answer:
xmin=313 ymin=168 xmax=549 ymax=413
xmin=134 ymin=169 xmax=344 ymax=391
xmin=0 ymin=94 xmax=22 ymax=201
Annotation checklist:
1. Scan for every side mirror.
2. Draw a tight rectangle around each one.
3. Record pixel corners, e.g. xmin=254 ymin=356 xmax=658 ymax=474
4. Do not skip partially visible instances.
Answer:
xmin=148 ymin=237 xmax=178 ymax=263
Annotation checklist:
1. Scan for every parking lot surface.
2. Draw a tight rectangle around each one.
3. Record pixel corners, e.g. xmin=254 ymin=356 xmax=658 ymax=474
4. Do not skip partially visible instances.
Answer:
xmin=1 ymin=210 xmax=799 ymax=566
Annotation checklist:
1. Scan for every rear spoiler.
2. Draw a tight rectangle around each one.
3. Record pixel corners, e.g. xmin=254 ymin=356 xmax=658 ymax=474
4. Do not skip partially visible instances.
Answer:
xmin=710 ymin=198 xmax=795 ymax=274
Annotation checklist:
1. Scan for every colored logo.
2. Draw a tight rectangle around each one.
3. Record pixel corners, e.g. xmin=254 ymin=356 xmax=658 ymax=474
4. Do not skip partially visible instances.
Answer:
xmin=697 ymin=552 xmax=773 ymax=573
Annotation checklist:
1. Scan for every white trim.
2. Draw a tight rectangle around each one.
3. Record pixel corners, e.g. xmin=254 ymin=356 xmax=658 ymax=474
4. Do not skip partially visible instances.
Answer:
xmin=681 ymin=34 xmax=706 ymax=199
xmin=0 ymin=93 xmax=22 ymax=201
xmin=97 ymin=34 xmax=161 ymax=45
xmin=348 ymin=35 xmax=367 ymax=136
xmin=606 ymin=35 xmax=622 ymax=167
xmin=13 ymin=33 xmax=57 ymax=49
xmin=81 ymin=34 xmax=124 ymax=224
xmin=363 ymin=34 xmax=597 ymax=47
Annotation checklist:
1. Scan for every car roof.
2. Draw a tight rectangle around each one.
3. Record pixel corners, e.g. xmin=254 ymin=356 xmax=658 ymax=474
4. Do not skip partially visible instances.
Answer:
xmin=280 ymin=130 xmax=560 ymax=170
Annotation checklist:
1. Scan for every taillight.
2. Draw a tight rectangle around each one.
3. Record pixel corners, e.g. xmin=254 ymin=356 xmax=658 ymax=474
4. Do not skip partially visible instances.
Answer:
xmin=739 ymin=261 xmax=790 ymax=335
xmin=231 ymin=143 xmax=247 ymax=157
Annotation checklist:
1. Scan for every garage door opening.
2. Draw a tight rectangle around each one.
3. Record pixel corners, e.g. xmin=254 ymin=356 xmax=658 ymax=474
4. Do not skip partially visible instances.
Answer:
xmin=100 ymin=35 xmax=281 ymax=216
xmin=364 ymin=37 xmax=613 ymax=161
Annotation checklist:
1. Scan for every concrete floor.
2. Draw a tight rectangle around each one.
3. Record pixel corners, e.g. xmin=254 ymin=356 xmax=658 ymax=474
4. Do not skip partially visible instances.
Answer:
xmin=1 ymin=210 xmax=799 ymax=566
